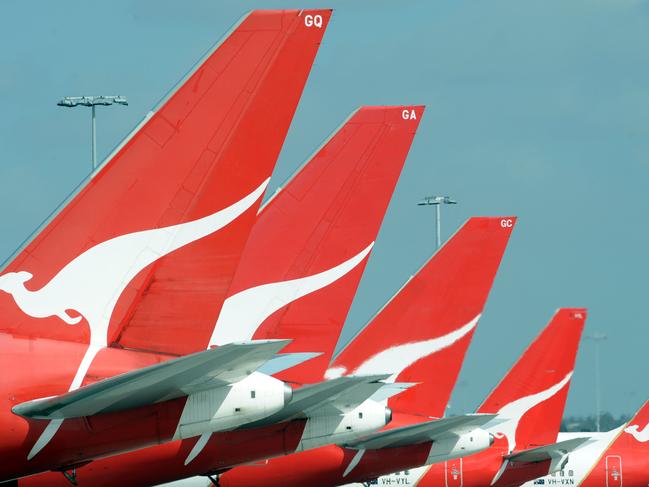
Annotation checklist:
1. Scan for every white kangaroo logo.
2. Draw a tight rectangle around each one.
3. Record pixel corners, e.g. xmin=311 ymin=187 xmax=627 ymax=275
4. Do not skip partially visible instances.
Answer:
xmin=1 ymin=179 xmax=269 ymax=460
xmin=208 ymin=243 xmax=374 ymax=347
xmin=625 ymin=423 xmax=649 ymax=442
xmin=324 ymin=315 xmax=480 ymax=382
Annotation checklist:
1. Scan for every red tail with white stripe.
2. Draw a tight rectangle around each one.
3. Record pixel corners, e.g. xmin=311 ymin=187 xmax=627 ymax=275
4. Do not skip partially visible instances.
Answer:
xmin=329 ymin=216 xmax=516 ymax=417
xmin=213 ymin=106 xmax=424 ymax=385
xmin=478 ymin=308 xmax=586 ymax=453
xmin=406 ymin=308 xmax=587 ymax=487
xmin=0 ymin=10 xmax=329 ymax=355
xmin=0 ymin=9 xmax=330 ymax=481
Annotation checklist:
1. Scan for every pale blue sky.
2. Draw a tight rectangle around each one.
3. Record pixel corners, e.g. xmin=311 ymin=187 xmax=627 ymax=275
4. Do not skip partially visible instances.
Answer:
xmin=1 ymin=0 xmax=648 ymax=416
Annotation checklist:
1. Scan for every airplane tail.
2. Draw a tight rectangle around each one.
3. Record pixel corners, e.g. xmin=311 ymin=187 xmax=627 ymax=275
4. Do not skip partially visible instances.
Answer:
xmin=0 ymin=10 xmax=330 ymax=354
xmin=478 ymin=308 xmax=587 ymax=453
xmin=328 ymin=216 xmax=516 ymax=417
xmin=210 ymin=106 xmax=425 ymax=385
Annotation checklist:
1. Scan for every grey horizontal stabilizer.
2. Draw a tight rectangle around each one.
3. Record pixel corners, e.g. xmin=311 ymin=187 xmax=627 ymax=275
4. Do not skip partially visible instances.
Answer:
xmin=505 ymin=436 xmax=592 ymax=463
xmin=243 ymin=375 xmax=390 ymax=428
xmin=13 ymin=340 xmax=290 ymax=419
xmin=346 ymin=413 xmax=497 ymax=450
xmin=257 ymin=352 xmax=322 ymax=376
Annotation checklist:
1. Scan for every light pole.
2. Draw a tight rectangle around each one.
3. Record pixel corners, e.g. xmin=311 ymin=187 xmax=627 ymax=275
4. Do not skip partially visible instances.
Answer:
xmin=585 ymin=332 xmax=608 ymax=432
xmin=57 ymin=95 xmax=128 ymax=171
xmin=418 ymin=195 xmax=457 ymax=248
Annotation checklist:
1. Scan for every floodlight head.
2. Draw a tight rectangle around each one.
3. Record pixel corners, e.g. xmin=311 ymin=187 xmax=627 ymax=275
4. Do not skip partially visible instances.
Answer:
xmin=418 ymin=195 xmax=458 ymax=206
xmin=93 ymin=97 xmax=113 ymax=106
xmin=56 ymin=98 xmax=76 ymax=107
xmin=440 ymin=196 xmax=457 ymax=205
xmin=57 ymin=95 xmax=128 ymax=108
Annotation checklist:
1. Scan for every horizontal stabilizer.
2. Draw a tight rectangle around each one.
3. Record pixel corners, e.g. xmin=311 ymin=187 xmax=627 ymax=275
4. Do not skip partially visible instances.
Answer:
xmin=284 ymin=374 xmax=390 ymax=419
xmin=245 ymin=375 xmax=390 ymax=427
xmin=257 ymin=353 xmax=323 ymax=376
xmin=346 ymin=413 xmax=496 ymax=450
xmin=505 ymin=436 xmax=592 ymax=463
xmin=367 ymin=383 xmax=418 ymax=403
xmin=13 ymin=340 xmax=289 ymax=419
xmin=306 ymin=380 xmax=415 ymax=417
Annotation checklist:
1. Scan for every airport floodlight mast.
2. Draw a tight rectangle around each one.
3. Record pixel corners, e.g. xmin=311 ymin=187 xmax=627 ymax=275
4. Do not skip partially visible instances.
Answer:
xmin=585 ymin=331 xmax=608 ymax=432
xmin=57 ymin=95 xmax=128 ymax=171
xmin=418 ymin=195 xmax=457 ymax=249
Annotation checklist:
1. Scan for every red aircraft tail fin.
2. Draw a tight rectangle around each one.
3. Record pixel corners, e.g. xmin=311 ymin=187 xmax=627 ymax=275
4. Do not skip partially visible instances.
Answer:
xmin=329 ymin=216 xmax=516 ymax=417
xmin=0 ymin=10 xmax=330 ymax=356
xmin=478 ymin=308 xmax=587 ymax=452
xmin=210 ymin=106 xmax=424 ymax=384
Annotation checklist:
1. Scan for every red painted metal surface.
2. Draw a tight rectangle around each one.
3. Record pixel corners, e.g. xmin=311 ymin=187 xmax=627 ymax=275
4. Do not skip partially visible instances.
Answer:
xmin=15 ymin=103 xmax=423 ymax=485
xmin=0 ymin=9 xmax=329 ymax=481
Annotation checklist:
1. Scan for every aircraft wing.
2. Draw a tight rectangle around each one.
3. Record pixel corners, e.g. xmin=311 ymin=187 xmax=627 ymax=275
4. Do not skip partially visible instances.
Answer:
xmin=345 ymin=413 xmax=497 ymax=450
xmin=13 ymin=340 xmax=289 ymax=420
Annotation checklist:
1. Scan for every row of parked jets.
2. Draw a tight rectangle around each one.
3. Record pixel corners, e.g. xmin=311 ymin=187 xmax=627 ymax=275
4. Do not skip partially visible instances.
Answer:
xmin=0 ymin=9 xmax=646 ymax=487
